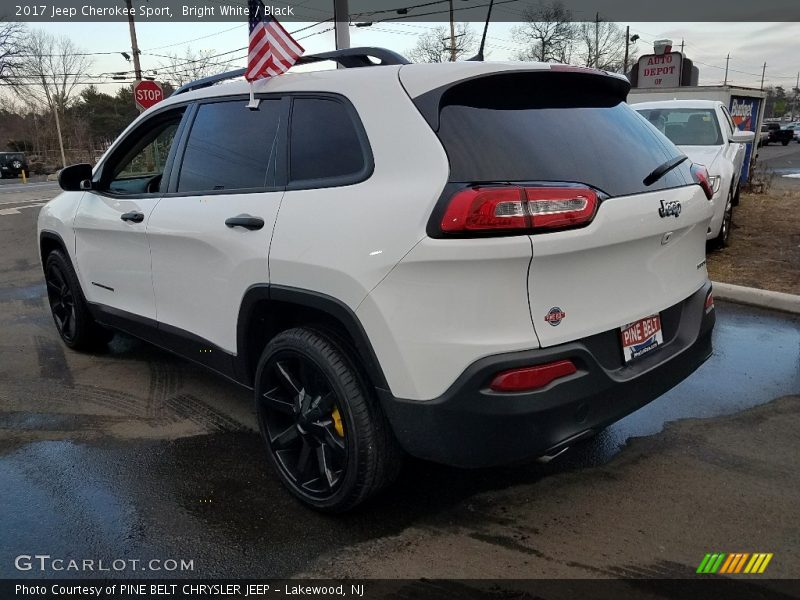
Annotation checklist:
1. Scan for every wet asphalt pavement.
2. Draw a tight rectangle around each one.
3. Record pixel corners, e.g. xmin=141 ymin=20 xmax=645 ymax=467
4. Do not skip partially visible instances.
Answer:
xmin=0 ymin=186 xmax=798 ymax=579
xmin=757 ymin=142 xmax=800 ymax=190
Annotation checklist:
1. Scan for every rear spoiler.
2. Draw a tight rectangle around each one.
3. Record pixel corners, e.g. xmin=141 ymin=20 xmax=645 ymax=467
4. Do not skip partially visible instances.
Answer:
xmin=412 ymin=67 xmax=632 ymax=132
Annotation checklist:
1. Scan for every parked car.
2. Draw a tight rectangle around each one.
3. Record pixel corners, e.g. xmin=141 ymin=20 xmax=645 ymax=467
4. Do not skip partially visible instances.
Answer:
xmin=635 ymin=99 xmax=754 ymax=248
xmin=762 ymin=122 xmax=793 ymax=145
xmin=758 ymin=124 xmax=771 ymax=147
xmin=38 ymin=50 xmax=716 ymax=511
xmin=0 ymin=152 xmax=29 ymax=178
xmin=783 ymin=122 xmax=800 ymax=143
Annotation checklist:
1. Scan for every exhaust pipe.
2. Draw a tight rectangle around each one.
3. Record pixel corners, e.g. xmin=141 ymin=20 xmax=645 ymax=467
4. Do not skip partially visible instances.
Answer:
xmin=536 ymin=446 xmax=570 ymax=463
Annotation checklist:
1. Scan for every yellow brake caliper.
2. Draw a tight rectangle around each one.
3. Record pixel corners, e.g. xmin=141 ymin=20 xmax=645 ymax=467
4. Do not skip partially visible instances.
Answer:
xmin=331 ymin=407 xmax=344 ymax=437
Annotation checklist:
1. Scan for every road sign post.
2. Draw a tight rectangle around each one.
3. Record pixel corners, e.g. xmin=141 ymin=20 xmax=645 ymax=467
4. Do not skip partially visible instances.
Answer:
xmin=134 ymin=80 xmax=164 ymax=112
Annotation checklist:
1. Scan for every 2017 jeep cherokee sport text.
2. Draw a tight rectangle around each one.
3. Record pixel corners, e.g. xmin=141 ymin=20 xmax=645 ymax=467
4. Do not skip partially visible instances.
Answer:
xmin=38 ymin=50 xmax=716 ymax=511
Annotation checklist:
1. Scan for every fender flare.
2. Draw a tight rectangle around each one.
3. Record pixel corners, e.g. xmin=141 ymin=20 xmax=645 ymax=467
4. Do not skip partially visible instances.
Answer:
xmin=236 ymin=284 xmax=390 ymax=392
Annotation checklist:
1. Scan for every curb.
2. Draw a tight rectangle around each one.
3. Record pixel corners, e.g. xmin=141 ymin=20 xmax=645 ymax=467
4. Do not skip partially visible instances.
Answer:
xmin=712 ymin=281 xmax=800 ymax=315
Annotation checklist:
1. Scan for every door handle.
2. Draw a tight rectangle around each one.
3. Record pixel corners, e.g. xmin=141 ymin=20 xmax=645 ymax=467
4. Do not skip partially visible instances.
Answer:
xmin=225 ymin=215 xmax=265 ymax=231
xmin=121 ymin=211 xmax=145 ymax=223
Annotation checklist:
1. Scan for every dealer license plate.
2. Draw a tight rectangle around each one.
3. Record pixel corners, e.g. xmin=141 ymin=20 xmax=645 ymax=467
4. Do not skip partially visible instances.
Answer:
xmin=620 ymin=314 xmax=663 ymax=363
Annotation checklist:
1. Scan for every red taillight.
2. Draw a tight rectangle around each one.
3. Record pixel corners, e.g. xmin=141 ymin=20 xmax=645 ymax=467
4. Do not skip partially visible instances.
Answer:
xmin=440 ymin=187 xmax=528 ymax=233
xmin=490 ymin=360 xmax=577 ymax=392
xmin=691 ymin=164 xmax=714 ymax=200
xmin=440 ymin=186 xmax=598 ymax=234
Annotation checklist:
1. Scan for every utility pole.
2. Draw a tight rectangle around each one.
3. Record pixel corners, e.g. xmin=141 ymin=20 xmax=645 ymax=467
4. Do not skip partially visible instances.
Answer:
xmin=761 ymin=62 xmax=766 ymax=90
xmin=448 ymin=0 xmax=456 ymax=62
xmin=794 ymin=72 xmax=799 ymax=120
xmin=594 ymin=12 xmax=600 ymax=68
xmin=333 ymin=0 xmax=351 ymax=58
xmin=51 ymin=99 xmax=66 ymax=169
xmin=125 ymin=0 xmax=142 ymax=81
xmin=624 ymin=25 xmax=629 ymax=75
xmin=680 ymin=38 xmax=684 ymax=54
xmin=723 ymin=53 xmax=730 ymax=86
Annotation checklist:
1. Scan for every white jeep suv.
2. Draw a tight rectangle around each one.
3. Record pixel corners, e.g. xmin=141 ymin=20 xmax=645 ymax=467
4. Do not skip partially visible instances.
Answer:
xmin=38 ymin=49 xmax=716 ymax=511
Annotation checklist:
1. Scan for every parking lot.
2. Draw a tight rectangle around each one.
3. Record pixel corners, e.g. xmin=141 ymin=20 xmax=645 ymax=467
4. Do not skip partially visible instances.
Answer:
xmin=0 ymin=177 xmax=798 ymax=581
xmin=756 ymin=137 xmax=800 ymax=190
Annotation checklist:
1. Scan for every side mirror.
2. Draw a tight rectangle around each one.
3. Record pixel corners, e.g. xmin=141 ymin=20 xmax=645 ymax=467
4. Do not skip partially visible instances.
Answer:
xmin=58 ymin=163 xmax=93 ymax=192
xmin=729 ymin=130 xmax=755 ymax=144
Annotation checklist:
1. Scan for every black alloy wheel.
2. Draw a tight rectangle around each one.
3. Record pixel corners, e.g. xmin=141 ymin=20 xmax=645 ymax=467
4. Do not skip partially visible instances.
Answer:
xmin=260 ymin=351 xmax=347 ymax=496
xmin=255 ymin=327 xmax=402 ymax=512
xmin=45 ymin=262 xmax=78 ymax=344
xmin=44 ymin=250 xmax=112 ymax=350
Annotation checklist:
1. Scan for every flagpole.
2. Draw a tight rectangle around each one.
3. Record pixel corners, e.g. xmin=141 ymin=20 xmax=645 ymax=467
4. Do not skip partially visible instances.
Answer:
xmin=247 ymin=81 xmax=260 ymax=110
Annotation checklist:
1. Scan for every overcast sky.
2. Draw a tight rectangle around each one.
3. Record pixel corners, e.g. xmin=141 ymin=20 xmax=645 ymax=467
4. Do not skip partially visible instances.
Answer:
xmin=22 ymin=20 xmax=800 ymax=93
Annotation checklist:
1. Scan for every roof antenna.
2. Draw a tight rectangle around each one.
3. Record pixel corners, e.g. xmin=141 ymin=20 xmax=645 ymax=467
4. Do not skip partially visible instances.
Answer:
xmin=468 ymin=0 xmax=494 ymax=61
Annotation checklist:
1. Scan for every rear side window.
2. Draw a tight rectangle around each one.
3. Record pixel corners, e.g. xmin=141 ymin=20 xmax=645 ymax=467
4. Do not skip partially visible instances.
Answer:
xmin=638 ymin=108 xmax=723 ymax=146
xmin=178 ymin=99 xmax=282 ymax=193
xmin=289 ymin=97 xmax=368 ymax=185
xmin=429 ymin=72 xmax=690 ymax=197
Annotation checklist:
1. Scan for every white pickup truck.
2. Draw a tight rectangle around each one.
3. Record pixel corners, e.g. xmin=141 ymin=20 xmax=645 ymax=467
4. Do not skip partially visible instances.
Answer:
xmin=633 ymin=99 xmax=755 ymax=248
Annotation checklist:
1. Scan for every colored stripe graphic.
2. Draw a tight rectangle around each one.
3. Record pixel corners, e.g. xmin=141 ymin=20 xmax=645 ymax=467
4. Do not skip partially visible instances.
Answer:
xmin=758 ymin=553 xmax=773 ymax=573
xmin=723 ymin=553 xmax=748 ymax=573
xmin=697 ymin=553 xmax=713 ymax=573
xmin=719 ymin=553 xmax=735 ymax=573
xmin=700 ymin=552 xmax=773 ymax=574
xmin=711 ymin=553 xmax=726 ymax=573
xmin=735 ymin=553 xmax=750 ymax=573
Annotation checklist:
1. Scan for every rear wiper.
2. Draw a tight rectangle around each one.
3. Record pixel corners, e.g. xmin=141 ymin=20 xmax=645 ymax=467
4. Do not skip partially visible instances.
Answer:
xmin=643 ymin=155 xmax=688 ymax=186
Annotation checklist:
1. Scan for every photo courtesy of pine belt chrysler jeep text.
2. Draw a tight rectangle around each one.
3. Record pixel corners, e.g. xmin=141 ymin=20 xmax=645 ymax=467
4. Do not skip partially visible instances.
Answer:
xmin=37 ymin=48 xmax=716 ymax=512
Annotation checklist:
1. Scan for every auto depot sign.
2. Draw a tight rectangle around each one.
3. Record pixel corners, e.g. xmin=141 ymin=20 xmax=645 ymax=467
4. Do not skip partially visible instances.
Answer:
xmin=134 ymin=80 xmax=164 ymax=111
xmin=637 ymin=52 xmax=683 ymax=89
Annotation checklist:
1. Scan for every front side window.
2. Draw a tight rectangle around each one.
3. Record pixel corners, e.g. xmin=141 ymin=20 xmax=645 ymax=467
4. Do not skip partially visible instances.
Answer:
xmin=289 ymin=98 xmax=367 ymax=184
xmin=177 ymin=99 xmax=282 ymax=193
xmin=637 ymin=108 xmax=723 ymax=146
xmin=104 ymin=109 xmax=185 ymax=195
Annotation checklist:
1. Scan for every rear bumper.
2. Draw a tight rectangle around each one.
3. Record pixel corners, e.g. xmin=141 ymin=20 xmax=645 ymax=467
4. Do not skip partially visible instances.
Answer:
xmin=380 ymin=281 xmax=715 ymax=468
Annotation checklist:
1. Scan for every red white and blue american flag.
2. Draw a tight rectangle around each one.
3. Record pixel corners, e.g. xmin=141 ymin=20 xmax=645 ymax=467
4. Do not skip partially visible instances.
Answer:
xmin=245 ymin=0 xmax=304 ymax=81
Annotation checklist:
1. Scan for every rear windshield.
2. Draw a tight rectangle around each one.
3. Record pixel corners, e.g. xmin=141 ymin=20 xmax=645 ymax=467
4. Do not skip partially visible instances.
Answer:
xmin=429 ymin=73 xmax=690 ymax=197
xmin=637 ymin=108 xmax=723 ymax=146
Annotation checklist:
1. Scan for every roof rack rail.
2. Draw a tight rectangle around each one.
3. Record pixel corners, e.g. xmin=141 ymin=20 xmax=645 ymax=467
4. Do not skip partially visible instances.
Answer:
xmin=171 ymin=47 xmax=410 ymax=96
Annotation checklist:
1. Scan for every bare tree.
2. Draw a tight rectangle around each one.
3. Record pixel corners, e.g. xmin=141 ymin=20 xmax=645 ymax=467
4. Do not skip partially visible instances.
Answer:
xmin=0 ymin=21 xmax=25 ymax=84
xmin=408 ymin=24 xmax=476 ymax=63
xmin=156 ymin=48 xmax=231 ymax=87
xmin=512 ymin=1 xmax=576 ymax=63
xmin=11 ymin=29 xmax=93 ymax=167
xmin=577 ymin=19 xmax=631 ymax=72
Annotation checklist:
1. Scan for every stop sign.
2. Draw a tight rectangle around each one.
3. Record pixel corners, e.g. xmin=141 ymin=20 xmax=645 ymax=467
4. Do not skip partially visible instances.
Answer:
xmin=134 ymin=80 xmax=164 ymax=111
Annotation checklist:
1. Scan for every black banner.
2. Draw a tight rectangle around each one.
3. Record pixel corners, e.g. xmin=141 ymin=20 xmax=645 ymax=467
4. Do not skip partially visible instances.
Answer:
xmin=3 ymin=579 xmax=800 ymax=600
xmin=1 ymin=0 xmax=799 ymax=23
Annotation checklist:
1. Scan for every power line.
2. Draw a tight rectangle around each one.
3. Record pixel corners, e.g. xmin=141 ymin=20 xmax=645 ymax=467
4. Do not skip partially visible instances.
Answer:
xmin=141 ymin=24 xmax=243 ymax=51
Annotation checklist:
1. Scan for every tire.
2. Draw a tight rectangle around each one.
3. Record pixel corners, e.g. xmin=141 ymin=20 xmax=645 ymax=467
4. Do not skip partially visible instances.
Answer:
xmin=782 ymin=140 xmax=789 ymax=146
xmin=712 ymin=192 xmax=733 ymax=249
xmin=255 ymin=327 xmax=402 ymax=512
xmin=44 ymin=250 xmax=112 ymax=350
